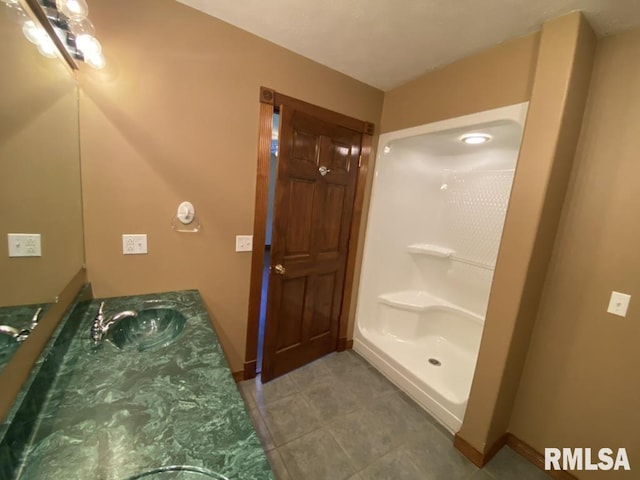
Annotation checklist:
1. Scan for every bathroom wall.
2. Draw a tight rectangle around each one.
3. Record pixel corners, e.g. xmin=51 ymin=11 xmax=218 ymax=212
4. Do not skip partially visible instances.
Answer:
xmin=346 ymin=29 xmax=541 ymax=340
xmin=509 ymin=27 xmax=640 ymax=479
xmin=79 ymin=0 xmax=383 ymax=372
xmin=380 ymin=32 xmax=540 ymax=133
xmin=0 ymin=13 xmax=84 ymax=307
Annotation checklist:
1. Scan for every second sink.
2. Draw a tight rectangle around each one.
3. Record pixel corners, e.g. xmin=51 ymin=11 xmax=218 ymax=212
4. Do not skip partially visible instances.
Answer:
xmin=108 ymin=307 xmax=186 ymax=351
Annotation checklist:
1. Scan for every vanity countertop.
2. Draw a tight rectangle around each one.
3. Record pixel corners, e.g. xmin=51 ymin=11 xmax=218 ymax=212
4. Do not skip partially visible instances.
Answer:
xmin=14 ymin=290 xmax=273 ymax=480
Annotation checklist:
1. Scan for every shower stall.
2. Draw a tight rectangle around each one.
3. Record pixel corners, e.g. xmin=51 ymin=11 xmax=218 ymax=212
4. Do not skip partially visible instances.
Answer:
xmin=353 ymin=103 xmax=528 ymax=433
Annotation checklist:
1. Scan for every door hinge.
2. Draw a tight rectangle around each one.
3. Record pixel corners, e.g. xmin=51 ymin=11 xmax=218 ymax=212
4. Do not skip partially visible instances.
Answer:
xmin=358 ymin=155 xmax=362 ymax=168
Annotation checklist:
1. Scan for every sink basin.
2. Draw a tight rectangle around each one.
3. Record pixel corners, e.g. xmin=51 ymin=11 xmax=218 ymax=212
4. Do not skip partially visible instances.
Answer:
xmin=123 ymin=466 xmax=228 ymax=479
xmin=108 ymin=307 xmax=186 ymax=351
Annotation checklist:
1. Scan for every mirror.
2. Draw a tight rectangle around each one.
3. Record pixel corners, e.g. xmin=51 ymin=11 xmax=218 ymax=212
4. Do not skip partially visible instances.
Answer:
xmin=0 ymin=0 xmax=84 ymax=371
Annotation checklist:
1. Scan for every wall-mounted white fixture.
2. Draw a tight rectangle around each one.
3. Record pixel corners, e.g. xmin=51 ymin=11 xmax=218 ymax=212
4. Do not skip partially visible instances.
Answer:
xmin=607 ymin=291 xmax=631 ymax=317
xmin=177 ymin=201 xmax=195 ymax=224
xmin=171 ymin=201 xmax=201 ymax=233
xmin=7 ymin=233 xmax=42 ymax=257
xmin=235 ymin=235 xmax=253 ymax=252
xmin=122 ymin=234 xmax=147 ymax=255
xmin=460 ymin=133 xmax=492 ymax=145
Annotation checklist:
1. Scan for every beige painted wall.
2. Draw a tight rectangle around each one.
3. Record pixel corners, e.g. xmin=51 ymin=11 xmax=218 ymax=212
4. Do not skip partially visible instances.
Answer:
xmin=0 ymin=5 xmax=84 ymax=306
xmin=380 ymin=32 xmax=540 ymax=133
xmin=509 ymin=28 xmax=640 ymax=479
xmin=79 ymin=0 xmax=383 ymax=372
xmin=461 ymin=12 xmax=596 ymax=453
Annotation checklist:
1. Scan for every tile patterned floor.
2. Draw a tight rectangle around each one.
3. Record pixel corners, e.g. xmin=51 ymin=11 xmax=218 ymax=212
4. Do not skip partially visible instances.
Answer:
xmin=238 ymin=350 xmax=552 ymax=480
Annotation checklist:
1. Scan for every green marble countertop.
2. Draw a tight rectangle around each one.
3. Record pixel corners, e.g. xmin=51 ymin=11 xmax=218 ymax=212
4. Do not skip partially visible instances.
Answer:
xmin=16 ymin=291 xmax=273 ymax=480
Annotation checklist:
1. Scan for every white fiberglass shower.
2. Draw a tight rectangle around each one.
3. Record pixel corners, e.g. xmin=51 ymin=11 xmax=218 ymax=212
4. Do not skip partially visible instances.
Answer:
xmin=354 ymin=103 xmax=528 ymax=433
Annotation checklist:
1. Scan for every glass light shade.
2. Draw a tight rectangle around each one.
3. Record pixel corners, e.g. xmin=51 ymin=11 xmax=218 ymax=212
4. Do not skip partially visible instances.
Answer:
xmin=67 ymin=17 xmax=95 ymax=37
xmin=76 ymin=34 xmax=101 ymax=56
xmin=84 ymin=50 xmax=105 ymax=69
xmin=56 ymin=0 xmax=88 ymax=19
xmin=22 ymin=20 xmax=46 ymax=44
xmin=37 ymin=36 xmax=57 ymax=58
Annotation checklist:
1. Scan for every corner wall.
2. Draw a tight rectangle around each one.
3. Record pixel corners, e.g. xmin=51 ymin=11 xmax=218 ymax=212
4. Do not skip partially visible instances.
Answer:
xmin=459 ymin=12 xmax=596 ymax=453
xmin=509 ymin=28 xmax=640 ymax=479
xmin=79 ymin=0 xmax=383 ymax=372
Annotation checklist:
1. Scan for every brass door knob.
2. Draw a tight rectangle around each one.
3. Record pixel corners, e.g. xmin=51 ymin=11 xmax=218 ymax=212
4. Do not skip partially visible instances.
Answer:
xmin=273 ymin=264 xmax=286 ymax=275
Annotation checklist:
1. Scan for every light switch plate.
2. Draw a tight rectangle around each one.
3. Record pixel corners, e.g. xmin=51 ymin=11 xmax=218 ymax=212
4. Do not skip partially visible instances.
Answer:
xmin=122 ymin=234 xmax=148 ymax=255
xmin=235 ymin=235 xmax=253 ymax=252
xmin=8 ymin=233 xmax=42 ymax=257
xmin=607 ymin=291 xmax=631 ymax=317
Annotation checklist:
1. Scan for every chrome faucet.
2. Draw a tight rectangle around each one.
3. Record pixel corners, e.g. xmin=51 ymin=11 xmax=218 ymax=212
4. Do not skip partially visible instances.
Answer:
xmin=30 ymin=307 xmax=43 ymax=331
xmin=0 ymin=306 xmax=42 ymax=344
xmin=0 ymin=325 xmax=30 ymax=343
xmin=91 ymin=302 xmax=138 ymax=346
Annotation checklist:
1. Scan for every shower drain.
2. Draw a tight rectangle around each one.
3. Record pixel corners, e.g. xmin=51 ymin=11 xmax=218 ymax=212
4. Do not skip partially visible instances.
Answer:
xmin=428 ymin=358 xmax=442 ymax=366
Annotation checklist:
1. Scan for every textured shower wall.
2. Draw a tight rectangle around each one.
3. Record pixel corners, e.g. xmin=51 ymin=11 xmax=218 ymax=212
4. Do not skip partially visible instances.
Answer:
xmin=430 ymin=167 xmax=517 ymax=315
xmin=443 ymin=169 xmax=515 ymax=269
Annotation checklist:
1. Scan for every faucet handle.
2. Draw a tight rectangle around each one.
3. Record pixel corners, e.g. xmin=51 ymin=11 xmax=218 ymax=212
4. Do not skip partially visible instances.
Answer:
xmin=29 ymin=307 xmax=43 ymax=330
xmin=91 ymin=302 xmax=106 ymax=345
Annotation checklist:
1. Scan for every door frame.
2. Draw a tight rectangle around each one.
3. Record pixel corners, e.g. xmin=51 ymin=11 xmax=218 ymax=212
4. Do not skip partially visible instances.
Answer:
xmin=242 ymin=86 xmax=374 ymax=380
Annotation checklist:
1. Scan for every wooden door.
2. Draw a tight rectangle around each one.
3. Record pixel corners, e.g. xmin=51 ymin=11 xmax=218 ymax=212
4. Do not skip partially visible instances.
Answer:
xmin=261 ymin=105 xmax=362 ymax=381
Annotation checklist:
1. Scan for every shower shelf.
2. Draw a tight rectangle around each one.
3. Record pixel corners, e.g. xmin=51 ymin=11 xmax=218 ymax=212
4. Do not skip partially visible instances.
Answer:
xmin=378 ymin=290 xmax=483 ymax=322
xmin=406 ymin=244 xmax=454 ymax=258
xmin=378 ymin=290 xmax=446 ymax=312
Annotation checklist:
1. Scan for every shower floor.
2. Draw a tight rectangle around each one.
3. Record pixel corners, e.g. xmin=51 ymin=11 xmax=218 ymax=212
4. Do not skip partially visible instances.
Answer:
xmin=359 ymin=326 xmax=477 ymax=406
xmin=365 ymin=330 xmax=477 ymax=406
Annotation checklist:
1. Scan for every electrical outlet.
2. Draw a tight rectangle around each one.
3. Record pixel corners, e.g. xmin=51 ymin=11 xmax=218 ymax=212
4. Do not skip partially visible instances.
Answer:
xmin=122 ymin=234 xmax=148 ymax=255
xmin=8 ymin=233 xmax=41 ymax=257
xmin=607 ymin=291 xmax=631 ymax=317
xmin=235 ymin=235 xmax=253 ymax=252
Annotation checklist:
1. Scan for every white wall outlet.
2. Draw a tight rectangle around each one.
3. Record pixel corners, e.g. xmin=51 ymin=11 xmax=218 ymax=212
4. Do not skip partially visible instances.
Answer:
xmin=235 ymin=235 xmax=253 ymax=252
xmin=8 ymin=233 xmax=42 ymax=257
xmin=607 ymin=291 xmax=631 ymax=317
xmin=122 ymin=234 xmax=148 ymax=255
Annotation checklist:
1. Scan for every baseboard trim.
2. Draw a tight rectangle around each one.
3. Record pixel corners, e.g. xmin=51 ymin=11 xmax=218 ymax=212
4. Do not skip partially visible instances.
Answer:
xmin=242 ymin=360 xmax=257 ymax=381
xmin=454 ymin=432 xmax=580 ymax=479
xmin=454 ymin=433 xmax=507 ymax=467
xmin=337 ymin=338 xmax=354 ymax=352
xmin=231 ymin=371 xmax=244 ymax=383
xmin=506 ymin=434 xmax=579 ymax=480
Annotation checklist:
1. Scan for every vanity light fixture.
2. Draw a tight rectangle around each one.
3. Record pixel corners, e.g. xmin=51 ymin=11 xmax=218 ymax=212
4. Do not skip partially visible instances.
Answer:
xmin=10 ymin=0 xmax=106 ymax=68
xmin=55 ymin=0 xmax=87 ymax=20
xmin=460 ymin=133 xmax=491 ymax=145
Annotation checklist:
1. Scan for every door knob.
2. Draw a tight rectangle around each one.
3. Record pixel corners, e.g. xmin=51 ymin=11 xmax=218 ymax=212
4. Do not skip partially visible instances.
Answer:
xmin=273 ymin=264 xmax=286 ymax=275
xmin=319 ymin=166 xmax=331 ymax=176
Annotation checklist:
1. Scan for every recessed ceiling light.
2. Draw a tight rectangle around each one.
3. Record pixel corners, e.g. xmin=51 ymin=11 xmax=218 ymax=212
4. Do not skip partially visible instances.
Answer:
xmin=383 ymin=145 xmax=391 ymax=154
xmin=460 ymin=133 xmax=491 ymax=145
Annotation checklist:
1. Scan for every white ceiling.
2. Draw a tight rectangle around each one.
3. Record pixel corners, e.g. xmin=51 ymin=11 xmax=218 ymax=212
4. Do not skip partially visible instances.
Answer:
xmin=176 ymin=0 xmax=640 ymax=91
